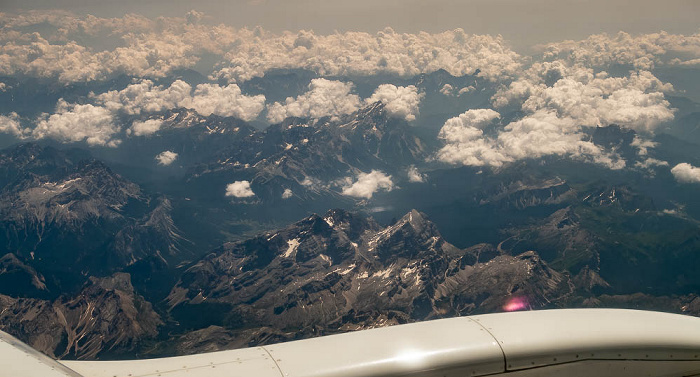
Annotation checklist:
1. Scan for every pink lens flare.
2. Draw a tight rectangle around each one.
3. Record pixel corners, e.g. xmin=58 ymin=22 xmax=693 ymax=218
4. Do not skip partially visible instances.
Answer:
xmin=503 ymin=296 xmax=529 ymax=312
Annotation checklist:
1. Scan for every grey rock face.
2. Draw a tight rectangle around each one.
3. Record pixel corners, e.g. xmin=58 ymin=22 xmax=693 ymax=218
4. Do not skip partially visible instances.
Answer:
xmin=0 ymin=273 xmax=162 ymax=359
xmin=0 ymin=144 xmax=190 ymax=286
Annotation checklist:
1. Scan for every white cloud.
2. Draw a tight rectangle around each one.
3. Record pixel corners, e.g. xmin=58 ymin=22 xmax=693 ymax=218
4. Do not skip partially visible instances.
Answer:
xmin=440 ymin=84 xmax=455 ymax=96
xmin=437 ymin=108 xmax=625 ymax=169
xmin=635 ymin=158 xmax=669 ymax=170
xmin=266 ymin=79 xmax=361 ymax=123
xmin=225 ymin=180 xmax=256 ymax=197
xmin=129 ymin=119 xmax=164 ymax=136
xmin=341 ymin=170 xmax=394 ymax=199
xmin=95 ymin=80 xmax=265 ymax=121
xmin=437 ymin=109 xmax=510 ymax=167
xmin=267 ymin=80 xmax=424 ymax=123
xmin=23 ymin=78 xmax=265 ymax=146
xmin=671 ymin=163 xmax=700 ymax=183
xmin=182 ymin=83 xmax=266 ymax=121
xmin=282 ymin=188 xmax=293 ymax=199
xmin=458 ymin=86 xmax=475 ymax=95
xmin=0 ymin=113 xmax=25 ymax=137
xmin=407 ymin=165 xmax=425 ymax=183
xmin=631 ymin=135 xmax=658 ymax=156
xmin=32 ymin=100 xmax=120 ymax=147
xmin=439 ymin=84 xmax=475 ymax=97
xmin=496 ymin=110 xmax=625 ymax=169
xmin=95 ymin=80 xmax=192 ymax=115
xmin=365 ymin=84 xmax=423 ymax=121
xmin=467 ymin=58 xmax=676 ymax=170
xmin=155 ymin=150 xmax=178 ymax=166
xmin=493 ymin=66 xmax=675 ymax=133
xmin=438 ymin=109 xmax=501 ymax=142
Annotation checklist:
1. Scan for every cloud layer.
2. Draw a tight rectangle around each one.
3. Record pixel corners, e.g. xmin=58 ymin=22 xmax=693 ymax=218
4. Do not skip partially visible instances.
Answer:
xmin=539 ymin=31 xmax=700 ymax=70
xmin=0 ymin=12 xmax=524 ymax=83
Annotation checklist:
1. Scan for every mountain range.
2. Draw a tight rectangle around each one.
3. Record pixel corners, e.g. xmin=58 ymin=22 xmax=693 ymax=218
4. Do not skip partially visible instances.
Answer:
xmin=0 ymin=70 xmax=699 ymax=360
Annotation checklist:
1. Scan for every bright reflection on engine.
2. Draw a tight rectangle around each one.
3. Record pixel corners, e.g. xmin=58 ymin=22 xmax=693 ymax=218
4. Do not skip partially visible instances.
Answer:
xmin=503 ymin=296 xmax=529 ymax=312
xmin=392 ymin=349 xmax=428 ymax=366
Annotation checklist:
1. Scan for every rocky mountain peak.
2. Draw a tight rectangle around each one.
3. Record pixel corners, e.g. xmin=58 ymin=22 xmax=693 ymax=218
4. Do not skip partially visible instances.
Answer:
xmin=321 ymin=208 xmax=381 ymax=238
xmin=357 ymin=101 xmax=386 ymax=118
xmin=0 ymin=272 xmax=162 ymax=360
xmin=371 ymin=209 xmax=452 ymax=262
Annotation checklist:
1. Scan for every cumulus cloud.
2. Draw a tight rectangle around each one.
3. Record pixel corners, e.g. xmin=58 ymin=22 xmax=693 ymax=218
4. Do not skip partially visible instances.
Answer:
xmin=440 ymin=84 xmax=475 ymax=97
xmin=281 ymin=188 xmax=293 ymax=199
xmin=631 ymin=135 xmax=658 ymax=156
xmin=225 ymin=180 xmax=256 ymax=197
xmin=267 ymin=80 xmax=424 ymax=123
xmin=635 ymin=158 xmax=668 ymax=170
xmin=155 ymin=150 xmax=178 ymax=165
xmin=671 ymin=163 xmax=700 ymax=183
xmin=32 ymin=100 xmax=120 ymax=147
xmin=0 ymin=113 xmax=25 ymax=137
xmin=94 ymin=80 xmax=192 ymax=115
xmin=463 ymin=57 xmax=677 ymax=170
xmin=95 ymin=80 xmax=265 ymax=121
xmin=493 ymin=66 xmax=675 ymax=133
xmin=496 ymin=110 xmax=625 ymax=169
xmin=407 ymin=165 xmax=425 ymax=183
xmin=183 ymin=83 xmax=266 ymax=121
xmin=436 ymin=109 xmax=509 ymax=167
xmin=440 ymin=84 xmax=455 ymax=96
xmin=365 ymin=84 xmax=423 ymax=121
xmin=437 ymin=108 xmax=624 ymax=169
xmin=14 ymin=78 xmax=264 ymax=146
xmin=129 ymin=119 xmax=164 ymax=136
xmin=266 ymin=79 xmax=361 ymax=123
xmin=341 ymin=170 xmax=394 ymax=199
xmin=458 ymin=86 xmax=475 ymax=95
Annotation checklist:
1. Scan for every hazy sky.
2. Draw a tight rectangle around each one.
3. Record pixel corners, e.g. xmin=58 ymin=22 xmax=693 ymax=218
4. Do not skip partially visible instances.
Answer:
xmin=3 ymin=0 xmax=699 ymax=50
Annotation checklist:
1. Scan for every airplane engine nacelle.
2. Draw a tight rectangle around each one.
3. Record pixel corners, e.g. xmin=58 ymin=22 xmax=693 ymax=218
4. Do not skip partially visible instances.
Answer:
xmin=2 ymin=309 xmax=700 ymax=377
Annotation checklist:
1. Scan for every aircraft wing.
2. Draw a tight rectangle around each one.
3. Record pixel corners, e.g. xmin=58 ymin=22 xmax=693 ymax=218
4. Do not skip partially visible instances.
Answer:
xmin=3 ymin=309 xmax=700 ymax=377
